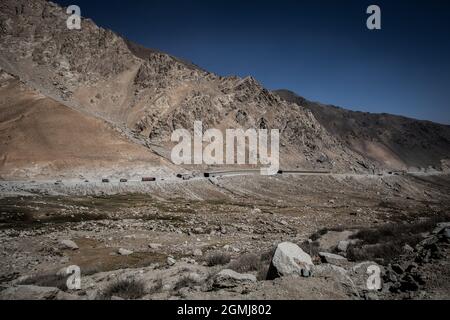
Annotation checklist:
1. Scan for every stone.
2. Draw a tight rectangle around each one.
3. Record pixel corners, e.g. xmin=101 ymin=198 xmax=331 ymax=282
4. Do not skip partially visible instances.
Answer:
xmin=312 ymin=264 xmax=347 ymax=278
xmin=403 ymin=244 xmax=414 ymax=253
xmin=193 ymin=249 xmax=203 ymax=257
xmin=443 ymin=228 xmax=450 ymax=239
xmin=319 ymin=252 xmax=347 ymax=265
xmin=312 ymin=264 xmax=360 ymax=298
xmin=432 ymin=222 xmax=450 ymax=234
xmin=316 ymin=230 xmax=355 ymax=252
xmin=60 ymin=240 xmax=79 ymax=250
xmin=167 ymin=257 xmax=176 ymax=266
xmin=149 ymin=243 xmax=162 ymax=249
xmin=337 ymin=240 xmax=350 ymax=253
xmin=349 ymin=261 xmax=383 ymax=292
xmin=117 ymin=248 xmax=133 ymax=256
xmin=213 ymin=269 xmax=256 ymax=288
xmin=193 ymin=227 xmax=204 ymax=234
xmin=269 ymin=242 xmax=314 ymax=278
xmin=0 ymin=285 xmax=60 ymax=300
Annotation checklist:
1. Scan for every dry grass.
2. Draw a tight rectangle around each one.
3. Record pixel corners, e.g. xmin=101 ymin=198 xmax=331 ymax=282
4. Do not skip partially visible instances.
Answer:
xmin=204 ymin=251 xmax=231 ymax=267
xmin=173 ymin=275 xmax=201 ymax=291
xmin=101 ymin=278 xmax=146 ymax=300
xmin=148 ymin=278 xmax=163 ymax=294
xmin=300 ymin=240 xmax=320 ymax=257
xmin=19 ymin=273 xmax=68 ymax=291
xmin=228 ymin=253 xmax=260 ymax=273
xmin=228 ymin=248 xmax=276 ymax=281
xmin=347 ymin=215 xmax=450 ymax=265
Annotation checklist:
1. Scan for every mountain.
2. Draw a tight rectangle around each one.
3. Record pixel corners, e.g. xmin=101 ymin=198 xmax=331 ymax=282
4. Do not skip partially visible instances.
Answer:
xmin=274 ymin=90 xmax=450 ymax=170
xmin=0 ymin=68 xmax=171 ymax=180
xmin=0 ymin=0 xmax=448 ymax=179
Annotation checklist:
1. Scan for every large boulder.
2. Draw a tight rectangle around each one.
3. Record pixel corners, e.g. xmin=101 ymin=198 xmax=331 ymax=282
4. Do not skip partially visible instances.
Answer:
xmin=0 ymin=285 xmax=60 ymax=300
xmin=213 ymin=269 xmax=256 ymax=288
xmin=268 ymin=242 xmax=314 ymax=279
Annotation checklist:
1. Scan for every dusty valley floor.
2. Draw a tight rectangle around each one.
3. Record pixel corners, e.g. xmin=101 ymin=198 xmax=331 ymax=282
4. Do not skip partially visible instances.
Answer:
xmin=0 ymin=173 xmax=449 ymax=300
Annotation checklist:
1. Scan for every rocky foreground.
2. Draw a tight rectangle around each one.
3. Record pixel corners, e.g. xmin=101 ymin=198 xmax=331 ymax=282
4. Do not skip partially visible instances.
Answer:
xmin=0 ymin=174 xmax=449 ymax=300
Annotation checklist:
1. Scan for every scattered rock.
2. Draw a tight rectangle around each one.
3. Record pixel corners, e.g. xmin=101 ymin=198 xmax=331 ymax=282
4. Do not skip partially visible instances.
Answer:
xmin=337 ymin=240 xmax=350 ymax=253
xmin=316 ymin=230 xmax=355 ymax=252
xmin=349 ymin=261 xmax=383 ymax=292
xmin=312 ymin=264 xmax=360 ymax=297
xmin=149 ymin=243 xmax=162 ymax=249
xmin=213 ymin=269 xmax=256 ymax=288
xmin=0 ymin=285 xmax=60 ymax=300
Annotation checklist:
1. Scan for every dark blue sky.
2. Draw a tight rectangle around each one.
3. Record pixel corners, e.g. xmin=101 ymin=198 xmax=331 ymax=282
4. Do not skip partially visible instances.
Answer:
xmin=55 ymin=0 xmax=450 ymax=124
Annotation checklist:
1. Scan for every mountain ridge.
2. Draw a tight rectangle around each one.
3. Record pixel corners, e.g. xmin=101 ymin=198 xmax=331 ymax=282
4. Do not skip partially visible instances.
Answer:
xmin=0 ymin=0 xmax=449 ymax=179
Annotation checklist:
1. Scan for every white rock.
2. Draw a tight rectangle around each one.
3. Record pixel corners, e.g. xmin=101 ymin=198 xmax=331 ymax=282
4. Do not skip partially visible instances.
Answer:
xmin=149 ymin=243 xmax=162 ymax=249
xmin=271 ymin=242 xmax=314 ymax=277
xmin=167 ymin=257 xmax=176 ymax=266
xmin=193 ymin=249 xmax=203 ymax=257
xmin=117 ymin=248 xmax=133 ymax=256
xmin=60 ymin=240 xmax=79 ymax=250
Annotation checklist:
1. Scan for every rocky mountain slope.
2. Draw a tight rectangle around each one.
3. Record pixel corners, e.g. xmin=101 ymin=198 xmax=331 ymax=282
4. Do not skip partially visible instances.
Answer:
xmin=0 ymin=68 xmax=170 ymax=180
xmin=274 ymin=90 xmax=450 ymax=171
xmin=0 ymin=0 xmax=448 ymax=179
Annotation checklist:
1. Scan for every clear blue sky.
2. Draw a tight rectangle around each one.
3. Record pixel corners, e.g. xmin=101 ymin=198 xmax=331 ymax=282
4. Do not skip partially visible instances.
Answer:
xmin=55 ymin=0 xmax=450 ymax=124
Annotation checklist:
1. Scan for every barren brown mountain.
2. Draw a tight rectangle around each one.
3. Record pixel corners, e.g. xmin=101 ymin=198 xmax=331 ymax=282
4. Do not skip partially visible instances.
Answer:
xmin=0 ymin=0 xmax=449 ymax=177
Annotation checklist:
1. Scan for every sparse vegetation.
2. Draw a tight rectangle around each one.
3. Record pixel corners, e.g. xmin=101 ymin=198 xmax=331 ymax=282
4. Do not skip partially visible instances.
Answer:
xmin=227 ymin=248 xmax=276 ymax=281
xmin=205 ymin=251 xmax=231 ymax=266
xmin=256 ymin=247 xmax=276 ymax=281
xmin=347 ymin=215 xmax=450 ymax=265
xmin=228 ymin=253 xmax=260 ymax=273
xmin=300 ymin=240 xmax=320 ymax=257
xmin=101 ymin=278 xmax=146 ymax=300
xmin=19 ymin=273 xmax=68 ymax=291
xmin=148 ymin=278 xmax=163 ymax=295
xmin=173 ymin=275 xmax=201 ymax=291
